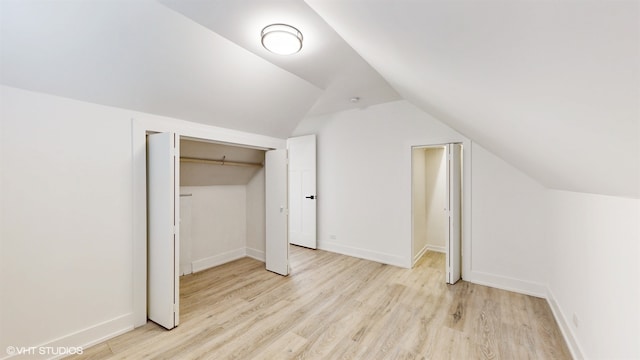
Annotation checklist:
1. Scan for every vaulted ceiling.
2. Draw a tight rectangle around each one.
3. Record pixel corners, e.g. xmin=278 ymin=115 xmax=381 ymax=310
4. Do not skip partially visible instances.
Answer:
xmin=1 ymin=0 xmax=637 ymax=198
xmin=304 ymin=0 xmax=639 ymax=199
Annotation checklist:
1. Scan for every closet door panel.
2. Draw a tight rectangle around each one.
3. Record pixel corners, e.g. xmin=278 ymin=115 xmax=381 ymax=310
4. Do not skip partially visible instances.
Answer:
xmin=265 ymin=149 xmax=289 ymax=276
xmin=147 ymin=132 xmax=179 ymax=329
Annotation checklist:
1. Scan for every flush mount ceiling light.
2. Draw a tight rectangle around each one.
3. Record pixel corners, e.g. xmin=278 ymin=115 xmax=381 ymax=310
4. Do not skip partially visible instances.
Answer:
xmin=261 ymin=24 xmax=303 ymax=55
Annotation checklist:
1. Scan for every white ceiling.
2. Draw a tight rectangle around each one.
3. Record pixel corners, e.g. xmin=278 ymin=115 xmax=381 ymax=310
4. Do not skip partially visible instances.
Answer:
xmin=1 ymin=0 xmax=637 ymax=198
xmin=0 ymin=0 xmax=320 ymax=138
xmin=305 ymin=0 xmax=639 ymax=198
xmin=156 ymin=0 xmax=401 ymax=116
xmin=0 ymin=0 xmax=399 ymax=136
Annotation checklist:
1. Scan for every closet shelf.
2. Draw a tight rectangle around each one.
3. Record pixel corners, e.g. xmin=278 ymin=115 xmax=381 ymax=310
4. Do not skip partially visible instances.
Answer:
xmin=180 ymin=156 xmax=263 ymax=168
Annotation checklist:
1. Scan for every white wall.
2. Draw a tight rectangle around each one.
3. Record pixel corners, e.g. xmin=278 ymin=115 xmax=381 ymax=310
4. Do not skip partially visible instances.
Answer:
xmin=412 ymin=147 xmax=447 ymax=262
xmin=292 ymin=100 xmax=547 ymax=295
xmin=1 ymin=86 xmax=134 ymax=354
xmin=412 ymin=148 xmax=427 ymax=260
xmin=179 ymin=186 xmax=247 ymax=272
xmin=246 ymin=168 xmax=266 ymax=260
xmin=470 ymin=143 xmax=548 ymax=295
xmin=424 ymin=147 xmax=447 ymax=252
xmin=293 ymin=100 xmax=469 ymax=267
xmin=0 ymin=85 xmax=281 ymax=358
xmin=546 ymin=191 xmax=639 ymax=359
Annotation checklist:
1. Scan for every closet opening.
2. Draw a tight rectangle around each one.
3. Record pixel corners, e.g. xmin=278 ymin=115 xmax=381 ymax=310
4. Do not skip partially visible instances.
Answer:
xmin=178 ymin=137 xmax=267 ymax=278
xmin=145 ymin=133 xmax=288 ymax=330
xmin=411 ymin=143 xmax=463 ymax=284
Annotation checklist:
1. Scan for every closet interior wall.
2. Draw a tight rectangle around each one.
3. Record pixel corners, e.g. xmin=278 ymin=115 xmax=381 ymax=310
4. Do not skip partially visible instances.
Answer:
xmin=179 ymin=138 xmax=266 ymax=275
xmin=412 ymin=146 xmax=447 ymax=263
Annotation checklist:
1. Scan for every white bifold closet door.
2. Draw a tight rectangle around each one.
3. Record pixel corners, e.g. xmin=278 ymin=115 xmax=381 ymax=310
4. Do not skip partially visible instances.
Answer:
xmin=446 ymin=143 xmax=462 ymax=284
xmin=287 ymin=135 xmax=317 ymax=249
xmin=147 ymin=132 xmax=180 ymax=329
xmin=265 ymin=149 xmax=289 ymax=276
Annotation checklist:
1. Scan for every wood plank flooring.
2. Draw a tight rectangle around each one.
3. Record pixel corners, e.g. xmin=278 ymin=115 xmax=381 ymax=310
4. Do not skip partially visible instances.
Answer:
xmin=71 ymin=246 xmax=571 ymax=359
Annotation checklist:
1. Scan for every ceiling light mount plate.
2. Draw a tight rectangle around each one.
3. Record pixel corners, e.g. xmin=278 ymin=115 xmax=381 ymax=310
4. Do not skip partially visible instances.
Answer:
xmin=261 ymin=23 xmax=303 ymax=55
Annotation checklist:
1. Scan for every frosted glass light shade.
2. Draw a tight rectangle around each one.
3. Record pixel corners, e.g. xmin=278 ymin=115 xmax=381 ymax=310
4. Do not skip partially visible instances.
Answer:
xmin=261 ymin=24 xmax=303 ymax=55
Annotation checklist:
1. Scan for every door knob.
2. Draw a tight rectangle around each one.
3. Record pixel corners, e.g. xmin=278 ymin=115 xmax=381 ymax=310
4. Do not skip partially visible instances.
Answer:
xmin=305 ymin=195 xmax=315 ymax=200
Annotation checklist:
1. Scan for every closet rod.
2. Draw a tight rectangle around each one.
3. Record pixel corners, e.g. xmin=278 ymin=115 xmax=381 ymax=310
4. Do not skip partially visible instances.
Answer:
xmin=180 ymin=157 xmax=263 ymax=168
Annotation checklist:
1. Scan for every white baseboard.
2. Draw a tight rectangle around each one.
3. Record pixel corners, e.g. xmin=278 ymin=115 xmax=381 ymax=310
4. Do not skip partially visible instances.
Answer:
xmin=245 ymin=247 xmax=265 ymax=262
xmin=413 ymin=245 xmax=429 ymax=265
xmin=318 ymin=241 xmax=409 ymax=268
xmin=465 ymin=273 xmax=584 ymax=359
xmin=1 ymin=313 xmax=133 ymax=360
xmin=413 ymin=245 xmax=446 ymax=265
xmin=191 ymin=248 xmax=246 ymax=273
xmin=465 ymin=270 xmax=547 ymax=298
xmin=426 ymin=244 xmax=446 ymax=253
xmin=546 ymin=287 xmax=584 ymax=360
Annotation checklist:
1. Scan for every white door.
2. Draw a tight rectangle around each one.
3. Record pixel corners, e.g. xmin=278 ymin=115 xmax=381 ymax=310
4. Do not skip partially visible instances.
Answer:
xmin=179 ymin=194 xmax=192 ymax=276
xmin=147 ymin=132 xmax=180 ymax=329
xmin=265 ymin=149 xmax=289 ymax=276
xmin=446 ymin=143 xmax=462 ymax=284
xmin=287 ymin=135 xmax=317 ymax=249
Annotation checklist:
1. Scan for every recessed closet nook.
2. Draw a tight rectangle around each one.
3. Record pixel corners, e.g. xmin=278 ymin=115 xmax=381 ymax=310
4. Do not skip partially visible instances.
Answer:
xmin=178 ymin=138 xmax=267 ymax=277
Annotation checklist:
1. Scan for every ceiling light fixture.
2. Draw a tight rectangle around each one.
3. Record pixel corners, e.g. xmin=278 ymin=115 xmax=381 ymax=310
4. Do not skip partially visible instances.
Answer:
xmin=261 ymin=24 xmax=303 ymax=55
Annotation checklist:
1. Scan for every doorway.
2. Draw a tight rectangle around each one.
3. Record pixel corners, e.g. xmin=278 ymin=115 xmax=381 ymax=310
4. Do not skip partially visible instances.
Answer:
xmin=144 ymin=132 xmax=289 ymax=330
xmin=178 ymin=138 xmax=266 ymax=276
xmin=411 ymin=143 xmax=462 ymax=284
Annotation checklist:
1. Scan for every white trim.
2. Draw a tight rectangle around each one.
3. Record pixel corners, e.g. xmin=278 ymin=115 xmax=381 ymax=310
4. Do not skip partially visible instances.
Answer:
xmin=319 ymin=241 xmax=408 ymax=268
xmin=465 ymin=270 xmax=547 ymax=298
xmin=426 ymin=244 xmax=446 ymax=253
xmin=461 ymin=275 xmax=585 ymax=359
xmin=412 ymin=244 xmax=445 ymax=265
xmin=191 ymin=248 xmax=246 ymax=273
xmin=413 ymin=244 xmax=429 ymax=265
xmin=546 ymin=287 xmax=585 ymax=360
xmin=0 ymin=314 xmax=133 ymax=360
xmin=246 ymin=247 xmax=265 ymax=262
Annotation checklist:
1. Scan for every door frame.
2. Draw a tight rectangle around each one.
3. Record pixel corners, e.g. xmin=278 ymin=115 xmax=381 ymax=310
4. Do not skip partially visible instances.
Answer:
xmin=132 ymin=117 xmax=285 ymax=327
xmin=408 ymin=139 xmax=471 ymax=282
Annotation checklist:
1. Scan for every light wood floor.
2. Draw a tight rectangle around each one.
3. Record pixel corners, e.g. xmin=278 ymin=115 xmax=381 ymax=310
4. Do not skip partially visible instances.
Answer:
xmin=71 ymin=246 xmax=571 ymax=359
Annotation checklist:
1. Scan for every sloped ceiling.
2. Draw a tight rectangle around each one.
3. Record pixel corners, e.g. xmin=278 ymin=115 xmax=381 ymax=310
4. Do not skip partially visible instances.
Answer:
xmin=157 ymin=0 xmax=401 ymax=116
xmin=0 ymin=0 xmax=321 ymax=138
xmin=0 ymin=0 xmax=399 ymax=138
xmin=1 ymin=0 xmax=637 ymax=198
xmin=305 ymin=0 xmax=640 ymax=198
